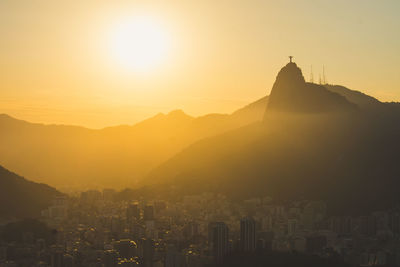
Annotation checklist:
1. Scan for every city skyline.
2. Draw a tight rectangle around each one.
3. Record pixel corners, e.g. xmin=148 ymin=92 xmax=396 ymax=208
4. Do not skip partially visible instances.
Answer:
xmin=1 ymin=1 xmax=400 ymax=266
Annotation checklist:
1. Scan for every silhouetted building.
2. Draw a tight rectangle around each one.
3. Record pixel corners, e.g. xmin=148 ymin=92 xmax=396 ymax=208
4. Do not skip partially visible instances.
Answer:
xmin=240 ymin=217 xmax=256 ymax=252
xmin=257 ymin=231 xmax=274 ymax=250
xmin=50 ymin=246 xmax=64 ymax=267
xmin=208 ymin=222 xmax=218 ymax=246
xmin=165 ymin=244 xmax=186 ymax=267
xmin=357 ymin=216 xmax=377 ymax=236
xmin=389 ymin=212 xmax=400 ymax=236
xmin=154 ymin=201 xmax=167 ymax=214
xmin=212 ymin=222 xmax=229 ymax=264
xmin=143 ymin=239 xmax=155 ymax=267
xmin=114 ymin=239 xmax=137 ymax=259
xmin=80 ymin=190 xmax=102 ymax=204
xmin=288 ymin=219 xmax=298 ymax=235
xmin=256 ymin=239 xmax=265 ymax=251
xmin=144 ymin=205 xmax=154 ymax=221
xmin=102 ymin=249 xmax=119 ymax=267
xmin=127 ymin=203 xmax=140 ymax=222
xmin=184 ymin=221 xmax=200 ymax=240
xmin=330 ymin=216 xmax=352 ymax=235
xmin=306 ymin=235 xmax=327 ymax=254
xmin=103 ymin=189 xmax=116 ymax=201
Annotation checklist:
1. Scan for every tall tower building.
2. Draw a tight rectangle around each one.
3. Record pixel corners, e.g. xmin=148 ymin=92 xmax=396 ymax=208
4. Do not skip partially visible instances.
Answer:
xmin=127 ymin=203 xmax=139 ymax=223
xmin=208 ymin=222 xmax=218 ymax=245
xmin=288 ymin=219 xmax=298 ymax=235
xmin=240 ymin=217 xmax=256 ymax=252
xmin=212 ymin=222 xmax=229 ymax=264
xmin=144 ymin=205 xmax=154 ymax=221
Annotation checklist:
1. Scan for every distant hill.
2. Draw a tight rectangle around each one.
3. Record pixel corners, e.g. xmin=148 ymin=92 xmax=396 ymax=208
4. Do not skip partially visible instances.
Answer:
xmin=231 ymin=96 xmax=269 ymax=121
xmin=324 ymin=84 xmax=383 ymax=109
xmin=147 ymin=112 xmax=400 ymax=215
xmin=0 ymin=60 xmax=397 ymax=193
xmin=0 ymin=165 xmax=61 ymax=219
xmin=146 ymin=62 xmax=400 ymax=215
xmin=0 ymin=98 xmax=267 ymax=189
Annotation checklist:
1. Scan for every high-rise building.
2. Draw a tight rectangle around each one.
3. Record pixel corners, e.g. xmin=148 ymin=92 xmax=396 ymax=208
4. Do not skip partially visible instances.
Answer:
xmin=144 ymin=205 xmax=154 ymax=221
xmin=154 ymin=200 xmax=167 ymax=214
xmin=165 ymin=244 xmax=186 ymax=267
xmin=102 ymin=249 xmax=119 ymax=267
xmin=212 ymin=222 xmax=229 ymax=264
xmin=306 ymin=235 xmax=327 ymax=254
xmin=288 ymin=219 xmax=298 ymax=235
xmin=261 ymin=216 xmax=273 ymax=231
xmin=127 ymin=203 xmax=140 ymax=222
xmin=102 ymin=189 xmax=116 ymax=201
xmin=114 ymin=239 xmax=137 ymax=259
xmin=184 ymin=221 xmax=200 ymax=240
xmin=389 ymin=212 xmax=400 ymax=237
xmin=330 ymin=216 xmax=352 ymax=235
xmin=143 ymin=239 xmax=155 ymax=267
xmin=50 ymin=246 xmax=64 ymax=267
xmin=240 ymin=217 xmax=256 ymax=252
xmin=208 ymin=222 xmax=218 ymax=246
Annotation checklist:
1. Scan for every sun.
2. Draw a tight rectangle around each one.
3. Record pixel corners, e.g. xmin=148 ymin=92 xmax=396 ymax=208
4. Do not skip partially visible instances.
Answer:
xmin=109 ymin=16 xmax=170 ymax=72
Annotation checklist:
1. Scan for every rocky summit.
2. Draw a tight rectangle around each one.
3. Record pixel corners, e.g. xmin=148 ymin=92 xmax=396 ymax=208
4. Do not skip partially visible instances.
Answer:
xmin=266 ymin=61 xmax=356 ymax=113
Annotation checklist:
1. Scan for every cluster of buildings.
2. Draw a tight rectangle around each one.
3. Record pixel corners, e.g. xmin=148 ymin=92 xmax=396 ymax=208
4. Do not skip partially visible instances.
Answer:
xmin=2 ymin=190 xmax=400 ymax=266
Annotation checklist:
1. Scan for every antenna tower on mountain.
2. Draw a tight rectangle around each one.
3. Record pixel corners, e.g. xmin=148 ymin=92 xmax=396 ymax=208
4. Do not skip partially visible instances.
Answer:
xmin=322 ymin=65 xmax=327 ymax=85
xmin=310 ymin=65 xmax=314 ymax=83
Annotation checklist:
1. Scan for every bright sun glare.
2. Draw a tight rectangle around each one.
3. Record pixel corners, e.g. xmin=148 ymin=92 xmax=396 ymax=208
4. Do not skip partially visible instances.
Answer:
xmin=110 ymin=16 xmax=170 ymax=72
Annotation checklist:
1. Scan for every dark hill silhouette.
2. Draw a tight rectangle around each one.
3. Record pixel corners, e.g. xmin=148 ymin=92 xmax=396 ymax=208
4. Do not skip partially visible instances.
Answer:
xmin=267 ymin=62 xmax=357 ymax=113
xmin=231 ymin=96 xmax=269 ymax=119
xmin=0 ymin=165 xmax=62 ymax=219
xmin=145 ymin=62 xmax=400 ymax=215
xmin=323 ymin=84 xmax=382 ymax=109
xmin=0 ymin=219 xmax=56 ymax=246
xmin=146 ymin=111 xmax=400 ymax=215
xmin=0 ymin=63 xmax=395 ymax=191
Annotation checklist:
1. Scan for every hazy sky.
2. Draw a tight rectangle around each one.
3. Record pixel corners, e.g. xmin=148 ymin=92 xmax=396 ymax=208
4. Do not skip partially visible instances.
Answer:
xmin=1 ymin=0 xmax=399 ymax=128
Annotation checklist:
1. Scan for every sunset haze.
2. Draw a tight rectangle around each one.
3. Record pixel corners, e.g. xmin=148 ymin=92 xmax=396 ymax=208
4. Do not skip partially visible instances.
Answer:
xmin=1 ymin=0 xmax=399 ymax=128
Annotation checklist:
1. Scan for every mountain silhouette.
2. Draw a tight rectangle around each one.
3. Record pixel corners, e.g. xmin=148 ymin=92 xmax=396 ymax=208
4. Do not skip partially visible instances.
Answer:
xmin=145 ymin=62 xmax=400 ymax=215
xmin=267 ymin=62 xmax=357 ymax=113
xmin=0 ymin=99 xmax=267 ymax=189
xmin=0 ymin=60 xmax=398 ymax=193
xmin=0 ymin=165 xmax=62 ymax=219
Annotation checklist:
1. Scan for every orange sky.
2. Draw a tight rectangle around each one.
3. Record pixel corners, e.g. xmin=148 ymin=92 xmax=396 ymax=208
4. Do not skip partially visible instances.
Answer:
xmin=1 ymin=0 xmax=399 ymax=128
